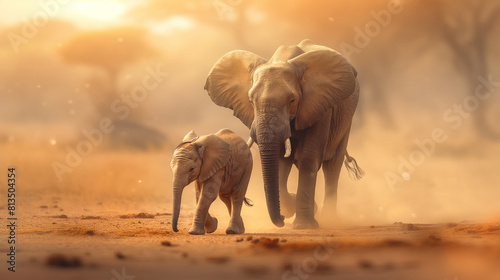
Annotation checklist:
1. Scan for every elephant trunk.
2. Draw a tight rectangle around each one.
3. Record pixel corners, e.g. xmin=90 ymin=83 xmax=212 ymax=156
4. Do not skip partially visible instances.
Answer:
xmin=258 ymin=137 xmax=285 ymax=227
xmin=172 ymin=181 xmax=184 ymax=232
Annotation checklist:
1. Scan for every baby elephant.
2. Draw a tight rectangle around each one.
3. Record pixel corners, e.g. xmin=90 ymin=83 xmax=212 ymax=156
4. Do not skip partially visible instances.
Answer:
xmin=170 ymin=129 xmax=253 ymax=235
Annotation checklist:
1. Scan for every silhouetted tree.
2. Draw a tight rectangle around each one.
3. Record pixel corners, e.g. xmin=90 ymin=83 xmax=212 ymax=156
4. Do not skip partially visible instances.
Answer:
xmin=60 ymin=27 xmax=155 ymax=109
xmin=60 ymin=27 xmax=165 ymax=150
xmin=404 ymin=0 xmax=500 ymax=139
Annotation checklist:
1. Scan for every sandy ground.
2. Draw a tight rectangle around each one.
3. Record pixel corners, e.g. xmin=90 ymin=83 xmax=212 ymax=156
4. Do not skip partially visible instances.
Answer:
xmin=1 ymin=195 xmax=500 ymax=280
xmin=2 ymin=127 xmax=500 ymax=280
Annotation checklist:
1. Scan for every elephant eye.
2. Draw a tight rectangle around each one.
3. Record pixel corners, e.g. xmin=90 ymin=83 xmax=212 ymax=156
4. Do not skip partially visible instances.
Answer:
xmin=189 ymin=167 xmax=194 ymax=172
xmin=290 ymin=98 xmax=295 ymax=104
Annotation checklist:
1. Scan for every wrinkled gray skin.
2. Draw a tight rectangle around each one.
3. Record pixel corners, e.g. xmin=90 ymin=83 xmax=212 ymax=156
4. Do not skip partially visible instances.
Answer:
xmin=170 ymin=129 xmax=253 ymax=235
xmin=204 ymin=39 xmax=364 ymax=229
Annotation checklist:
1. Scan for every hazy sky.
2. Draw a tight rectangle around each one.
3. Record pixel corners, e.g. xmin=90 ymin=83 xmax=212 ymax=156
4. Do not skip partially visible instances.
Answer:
xmin=0 ymin=0 xmax=197 ymax=36
xmin=0 ymin=0 xmax=140 ymax=28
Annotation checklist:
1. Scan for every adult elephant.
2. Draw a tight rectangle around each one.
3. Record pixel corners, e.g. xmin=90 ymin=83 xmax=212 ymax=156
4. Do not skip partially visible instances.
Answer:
xmin=204 ymin=39 xmax=364 ymax=229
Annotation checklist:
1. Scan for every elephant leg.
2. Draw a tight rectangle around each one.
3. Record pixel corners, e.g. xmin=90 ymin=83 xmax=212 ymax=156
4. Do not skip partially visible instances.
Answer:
xmin=279 ymin=155 xmax=296 ymax=218
xmin=189 ymin=182 xmax=218 ymax=235
xmin=293 ymin=165 xmax=320 ymax=229
xmin=219 ymin=193 xmax=232 ymax=215
xmin=293 ymin=113 xmax=331 ymax=229
xmin=194 ymin=184 xmax=218 ymax=233
xmin=322 ymin=131 xmax=349 ymax=219
xmin=204 ymin=213 xmax=218 ymax=234
xmin=226 ymin=196 xmax=244 ymax=234
xmin=226 ymin=168 xmax=251 ymax=234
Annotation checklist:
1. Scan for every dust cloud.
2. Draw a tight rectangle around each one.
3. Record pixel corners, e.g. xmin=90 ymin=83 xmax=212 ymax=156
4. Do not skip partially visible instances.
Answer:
xmin=1 ymin=0 xmax=500 ymax=230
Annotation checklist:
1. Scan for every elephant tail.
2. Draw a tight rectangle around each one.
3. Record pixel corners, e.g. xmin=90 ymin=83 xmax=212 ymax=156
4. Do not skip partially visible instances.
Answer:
xmin=243 ymin=197 xmax=254 ymax=207
xmin=344 ymin=151 xmax=365 ymax=180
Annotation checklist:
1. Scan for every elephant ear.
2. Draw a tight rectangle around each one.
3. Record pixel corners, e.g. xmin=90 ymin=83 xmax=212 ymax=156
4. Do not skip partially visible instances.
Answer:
xmin=182 ymin=130 xmax=198 ymax=143
xmin=193 ymin=134 xmax=231 ymax=182
xmin=204 ymin=50 xmax=267 ymax=128
xmin=298 ymin=39 xmax=331 ymax=52
xmin=288 ymin=49 xmax=357 ymax=130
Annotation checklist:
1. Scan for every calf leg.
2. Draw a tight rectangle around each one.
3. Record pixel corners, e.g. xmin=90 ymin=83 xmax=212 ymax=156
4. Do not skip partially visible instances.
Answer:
xmin=189 ymin=182 xmax=218 ymax=235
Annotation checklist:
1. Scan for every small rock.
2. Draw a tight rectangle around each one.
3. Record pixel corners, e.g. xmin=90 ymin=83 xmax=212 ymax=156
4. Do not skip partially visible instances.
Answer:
xmin=161 ymin=241 xmax=173 ymax=246
xmin=115 ymin=252 xmax=125 ymax=259
xmin=253 ymin=237 xmax=280 ymax=249
xmin=428 ymin=235 xmax=441 ymax=242
xmin=261 ymin=238 xmax=280 ymax=248
xmin=358 ymin=259 xmax=374 ymax=269
xmin=51 ymin=215 xmax=68 ymax=219
xmin=46 ymin=254 xmax=82 ymax=268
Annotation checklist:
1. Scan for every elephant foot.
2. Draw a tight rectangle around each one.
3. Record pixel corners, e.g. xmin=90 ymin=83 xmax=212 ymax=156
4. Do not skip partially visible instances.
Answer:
xmin=226 ymin=218 xmax=245 ymax=234
xmin=225 ymin=227 xmax=244 ymax=234
xmin=281 ymin=193 xmax=297 ymax=218
xmin=188 ymin=227 xmax=205 ymax=235
xmin=292 ymin=217 xmax=319 ymax=230
xmin=205 ymin=217 xmax=218 ymax=234
xmin=320 ymin=203 xmax=337 ymax=220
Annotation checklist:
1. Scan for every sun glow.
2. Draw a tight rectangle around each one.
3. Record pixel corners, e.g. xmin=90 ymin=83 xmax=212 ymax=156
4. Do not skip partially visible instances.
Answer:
xmin=71 ymin=0 xmax=126 ymax=21
xmin=66 ymin=0 xmax=137 ymax=28
xmin=148 ymin=16 xmax=195 ymax=35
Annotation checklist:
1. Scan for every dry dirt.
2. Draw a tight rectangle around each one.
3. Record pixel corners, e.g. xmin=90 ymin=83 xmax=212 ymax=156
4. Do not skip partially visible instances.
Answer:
xmin=1 ymin=195 xmax=500 ymax=280
xmin=2 ymin=128 xmax=500 ymax=280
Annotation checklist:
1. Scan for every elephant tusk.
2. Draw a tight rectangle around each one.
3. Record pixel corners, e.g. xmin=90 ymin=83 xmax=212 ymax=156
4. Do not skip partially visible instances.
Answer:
xmin=247 ymin=137 xmax=254 ymax=148
xmin=284 ymin=138 xmax=291 ymax=158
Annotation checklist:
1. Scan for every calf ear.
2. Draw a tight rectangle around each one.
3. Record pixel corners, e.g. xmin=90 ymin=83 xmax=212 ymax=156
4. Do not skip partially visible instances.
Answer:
xmin=182 ymin=130 xmax=198 ymax=143
xmin=193 ymin=135 xmax=230 ymax=182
